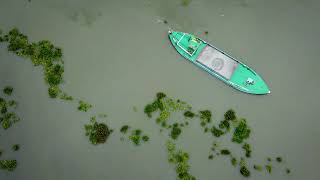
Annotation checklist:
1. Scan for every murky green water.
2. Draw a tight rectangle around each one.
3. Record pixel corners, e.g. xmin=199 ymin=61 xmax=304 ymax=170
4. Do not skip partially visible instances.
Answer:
xmin=1 ymin=0 xmax=320 ymax=179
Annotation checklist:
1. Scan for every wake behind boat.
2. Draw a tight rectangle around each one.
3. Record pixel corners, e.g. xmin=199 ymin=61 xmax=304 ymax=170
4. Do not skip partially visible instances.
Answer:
xmin=168 ymin=31 xmax=270 ymax=95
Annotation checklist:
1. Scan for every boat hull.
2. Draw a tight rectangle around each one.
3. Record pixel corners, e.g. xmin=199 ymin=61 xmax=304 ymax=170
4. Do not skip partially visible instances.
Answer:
xmin=168 ymin=31 xmax=270 ymax=95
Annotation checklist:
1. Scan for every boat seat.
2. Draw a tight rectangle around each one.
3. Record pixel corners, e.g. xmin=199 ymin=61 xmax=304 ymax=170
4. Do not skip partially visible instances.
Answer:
xmin=196 ymin=46 xmax=238 ymax=80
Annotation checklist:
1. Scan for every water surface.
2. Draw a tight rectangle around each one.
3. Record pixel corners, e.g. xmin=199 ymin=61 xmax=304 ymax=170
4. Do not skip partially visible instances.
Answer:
xmin=0 ymin=0 xmax=320 ymax=180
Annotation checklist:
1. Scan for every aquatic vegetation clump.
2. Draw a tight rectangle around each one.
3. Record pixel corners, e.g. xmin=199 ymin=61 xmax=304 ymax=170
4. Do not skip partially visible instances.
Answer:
xmin=208 ymin=154 xmax=214 ymax=160
xmin=170 ymin=124 xmax=182 ymax=140
xmin=242 ymin=143 xmax=252 ymax=158
xmin=1 ymin=112 xmax=20 ymax=130
xmin=211 ymin=126 xmax=224 ymax=137
xmin=181 ymin=0 xmax=191 ymax=6
xmin=127 ymin=129 xmax=149 ymax=145
xmin=120 ymin=125 xmax=130 ymax=134
xmin=253 ymin=165 xmax=262 ymax=171
xmin=240 ymin=166 xmax=250 ymax=177
xmin=219 ymin=120 xmax=230 ymax=131
xmin=48 ymin=86 xmax=60 ymax=98
xmin=3 ymin=86 xmax=13 ymax=96
xmin=232 ymin=119 xmax=251 ymax=143
xmin=276 ymin=156 xmax=282 ymax=163
xmin=239 ymin=158 xmax=250 ymax=177
xmin=0 ymin=28 xmax=69 ymax=99
xmin=144 ymin=102 xmax=160 ymax=118
xmin=231 ymin=157 xmax=237 ymax=166
xmin=265 ymin=164 xmax=272 ymax=174
xmin=0 ymin=160 xmax=17 ymax=171
xmin=224 ymin=109 xmax=236 ymax=121
xmin=84 ymin=120 xmax=112 ymax=145
xmin=12 ymin=144 xmax=20 ymax=151
xmin=78 ymin=100 xmax=92 ymax=112
xmin=220 ymin=149 xmax=231 ymax=155
xmin=142 ymin=135 xmax=149 ymax=142
xmin=59 ymin=92 xmax=73 ymax=101
xmin=8 ymin=100 xmax=17 ymax=108
xmin=199 ymin=110 xmax=211 ymax=123
xmin=156 ymin=92 xmax=166 ymax=100
xmin=183 ymin=111 xmax=195 ymax=118
xmin=286 ymin=168 xmax=291 ymax=174
xmin=144 ymin=92 xmax=168 ymax=118
xmin=166 ymin=140 xmax=196 ymax=180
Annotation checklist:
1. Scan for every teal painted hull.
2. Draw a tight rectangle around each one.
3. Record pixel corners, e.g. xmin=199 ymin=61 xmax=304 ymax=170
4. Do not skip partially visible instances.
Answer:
xmin=168 ymin=31 xmax=270 ymax=95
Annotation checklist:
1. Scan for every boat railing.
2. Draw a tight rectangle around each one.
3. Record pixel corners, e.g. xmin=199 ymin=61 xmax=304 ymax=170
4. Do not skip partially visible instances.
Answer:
xmin=177 ymin=33 xmax=197 ymax=57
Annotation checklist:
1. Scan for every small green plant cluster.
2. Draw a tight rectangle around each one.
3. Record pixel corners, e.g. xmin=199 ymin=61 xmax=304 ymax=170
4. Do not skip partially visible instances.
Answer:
xmin=84 ymin=117 xmax=113 ymax=145
xmin=242 ymin=143 xmax=251 ymax=158
xmin=224 ymin=109 xmax=236 ymax=121
xmin=0 ymin=28 xmax=71 ymax=100
xmin=12 ymin=144 xmax=20 ymax=151
xmin=211 ymin=126 xmax=224 ymax=137
xmin=129 ymin=129 xmax=149 ymax=145
xmin=0 ymin=160 xmax=17 ymax=172
xmin=0 ymin=87 xmax=20 ymax=130
xmin=232 ymin=118 xmax=251 ymax=143
xmin=199 ymin=110 xmax=212 ymax=127
xmin=183 ymin=111 xmax=195 ymax=118
xmin=78 ymin=100 xmax=92 ymax=112
xmin=181 ymin=0 xmax=191 ymax=6
xmin=144 ymin=92 xmax=166 ymax=118
xmin=166 ymin=140 xmax=196 ymax=180
xmin=144 ymin=92 xmax=192 ymax=141
xmin=119 ymin=125 xmax=149 ymax=145
xmin=120 ymin=125 xmax=130 ymax=134
xmin=170 ymin=123 xmax=182 ymax=140
xmin=3 ymin=86 xmax=13 ymax=96
xmin=239 ymin=158 xmax=251 ymax=177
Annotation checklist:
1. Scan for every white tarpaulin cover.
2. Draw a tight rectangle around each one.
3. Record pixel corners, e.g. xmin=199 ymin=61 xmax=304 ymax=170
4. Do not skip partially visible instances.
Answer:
xmin=196 ymin=46 xmax=238 ymax=80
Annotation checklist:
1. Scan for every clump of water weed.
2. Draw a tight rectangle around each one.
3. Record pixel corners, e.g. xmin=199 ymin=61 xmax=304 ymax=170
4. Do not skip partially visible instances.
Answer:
xmin=242 ymin=143 xmax=252 ymax=158
xmin=166 ymin=140 xmax=196 ymax=180
xmin=3 ymin=86 xmax=13 ymax=96
xmin=84 ymin=117 xmax=113 ymax=145
xmin=239 ymin=158 xmax=250 ymax=177
xmin=0 ymin=28 xmax=68 ymax=99
xmin=129 ymin=129 xmax=149 ymax=145
xmin=78 ymin=100 xmax=92 ymax=112
xmin=12 ymin=144 xmax=20 ymax=151
xmin=232 ymin=118 xmax=251 ymax=143
xmin=0 ymin=160 xmax=17 ymax=171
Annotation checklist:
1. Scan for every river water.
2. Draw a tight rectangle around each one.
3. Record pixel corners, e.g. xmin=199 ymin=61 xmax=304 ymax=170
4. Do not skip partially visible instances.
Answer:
xmin=0 ymin=0 xmax=319 ymax=180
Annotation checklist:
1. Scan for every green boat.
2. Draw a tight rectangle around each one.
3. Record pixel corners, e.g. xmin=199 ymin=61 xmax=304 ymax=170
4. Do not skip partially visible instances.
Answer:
xmin=168 ymin=31 xmax=270 ymax=95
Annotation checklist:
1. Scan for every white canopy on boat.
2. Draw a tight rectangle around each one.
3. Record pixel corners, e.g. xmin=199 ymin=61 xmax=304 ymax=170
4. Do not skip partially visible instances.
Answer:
xmin=196 ymin=46 xmax=238 ymax=80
